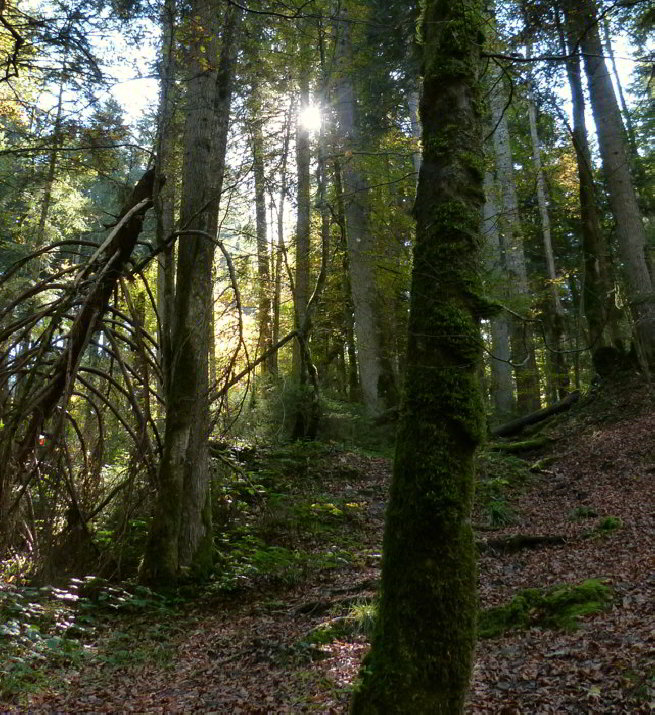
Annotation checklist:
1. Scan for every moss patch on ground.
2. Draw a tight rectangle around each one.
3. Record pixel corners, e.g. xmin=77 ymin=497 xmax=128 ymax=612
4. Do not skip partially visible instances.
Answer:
xmin=479 ymin=579 xmax=612 ymax=639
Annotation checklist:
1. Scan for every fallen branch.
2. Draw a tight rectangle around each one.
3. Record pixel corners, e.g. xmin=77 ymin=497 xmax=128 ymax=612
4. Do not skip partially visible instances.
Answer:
xmin=488 ymin=436 xmax=551 ymax=453
xmin=491 ymin=391 xmax=581 ymax=438
xmin=477 ymin=534 xmax=568 ymax=553
xmin=3 ymin=170 xmax=155 ymax=512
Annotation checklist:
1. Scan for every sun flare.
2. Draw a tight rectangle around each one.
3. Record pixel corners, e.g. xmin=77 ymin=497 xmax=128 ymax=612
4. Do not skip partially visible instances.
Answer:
xmin=298 ymin=104 xmax=322 ymax=132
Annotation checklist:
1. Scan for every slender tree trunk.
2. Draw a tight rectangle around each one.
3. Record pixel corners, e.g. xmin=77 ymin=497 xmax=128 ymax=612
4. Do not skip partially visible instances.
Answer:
xmin=351 ymin=0 xmax=485 ymax=709
xmin=36 ymin=66 xmax=65 ymax=247
xmin=526 ymin=75 xmax=569 ymax=399
xmin=556 ymin=7 xmax=618 ymax=353
xmin=407 ymin=89 xmax=422 ymax=177
xmin=333 ymin=159 xmax=359 ymax=401
xmin=570 ymin=0 xmax=655 ymax=363
xmin=250 ymin=83 xmax=273 ymax=375
xmin=290 ymin=57 xmax=313 ymax=439
xmin=272 ymin=102 xmax=293 ymax=377
xmin=333 ymin=2 xmax=395 ymax=416
xmin=601 ymin=15 xmax=654 ymax=267
xmin=293 ymin=64 xmax=311 ymax=387
xmin=154 ymin=0 xmax=177 ymax=396
xmin=141 ymin=1 xmax=240 ymax=584
xmin=601 ymin=17 xmax=638 ymax=158
xmin=490 ymin=77 xmax=541 ymax=413
xmin=483 ymin=171 xmax=514 ymax=422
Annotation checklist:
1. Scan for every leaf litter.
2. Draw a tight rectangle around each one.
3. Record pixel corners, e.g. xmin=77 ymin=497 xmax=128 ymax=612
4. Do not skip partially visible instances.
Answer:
xmin=8 ymin=379 xmax=655 ymax=712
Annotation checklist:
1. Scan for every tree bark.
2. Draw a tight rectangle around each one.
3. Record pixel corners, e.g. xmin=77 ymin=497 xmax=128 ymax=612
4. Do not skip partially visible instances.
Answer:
xmin=556 ymin=6 xmax=619 ymax=354
xmin=293 ymin=62 xmax=311 ymax=387
xmin=154 ymin=0 xmax=177 ymax=397
xmin=491 ymin=390 xmax=580 ymax=438
xmin=271 ymin=100 xmax=293 ymax=377
xmin=351 ymin=0 xmax=485 ymax=709
xmin=141 ymin=1 xmax=240 ymax=584
xmin=570 ymin=0 xmax=655 ymax=364
xmin=333 ymin=159 xmax=360 ymax=401
xmin=333 ymin=1 xmax=396 ymax=416
xmin=407 ymin=89 xmax=422 ymax=177
xmin=250 ymin=82 xmax=274 ymax=375
xmin=601 ymin=17 xmax=638 ymax=159
xmin=526 ymin=74 xmax=569 ymax=400
xmin=483 ymin=170 xmax=514 ymax=422
xmin=490 ymin=75 xmax=541 ymax=413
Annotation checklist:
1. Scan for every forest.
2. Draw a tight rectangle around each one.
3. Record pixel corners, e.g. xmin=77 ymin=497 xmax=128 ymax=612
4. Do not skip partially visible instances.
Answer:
xmin=0 ymin=0 xmax=653 ymax=710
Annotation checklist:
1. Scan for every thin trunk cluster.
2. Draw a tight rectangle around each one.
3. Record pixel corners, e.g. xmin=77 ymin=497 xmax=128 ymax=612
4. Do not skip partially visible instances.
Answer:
xmin=489 ymin=76 xmax=541 ymax=414
xmin=568 ymin=0 xmax=655 ymax=364
xmin=333 ymin=2 xmax=397 ymax=416
xmin=141 ymin=1 xmax=240 ymax=584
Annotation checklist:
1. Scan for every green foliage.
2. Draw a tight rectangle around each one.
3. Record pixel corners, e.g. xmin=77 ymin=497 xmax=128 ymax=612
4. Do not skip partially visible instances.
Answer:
xmin=476 ymin=449 xmax=532 ymax=484
xmin=476 ymin=450 xmax=531 ymax=526
xmin=230 ymin=381 xmax=395 ymax=454
xmin=486 ymin=497 xmax=517 ymax=527
xmin=211 ymin=536 xmax=352 ymax=592
xmin=207 ymin=441 xmax=370 ymax=595
xmin=595 ymin=516 xmax=623 ymax=533
xmin=478 ymin=579 xmax=612 ymax=639
xmin=304 ymin=600 xmax=377 ymax=646
xmin=0 ymin=578 xmax=179 ymax=699
xmin=318 ymin=397 xmax=396 ymax=455
xmin=93 ymin=517 xmax=151 ymax=575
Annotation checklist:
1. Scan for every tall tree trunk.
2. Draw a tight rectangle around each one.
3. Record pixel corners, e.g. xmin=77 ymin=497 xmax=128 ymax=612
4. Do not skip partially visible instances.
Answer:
xmin=154 ymin=0 xmax=177 ymax=396
xmin=407 ymin=89 xmax=422 ymax=177
xmin=569 ymin=0 xmax=655 ymax=364
xmin=293 ymin=63 xmax=311 ymax=387
xmin=526 ymin=75 xmax=569 ymax=400
xmin=490 ymin=76 xmax=541 ymax=413
xmin=351 ymin=0 xmax=485 ymax=709
xmin=291 ymin=56 xmax=313 ymax=439
xmin=601 ymin=17 xmax=638 ymax=159
xmin=483 ymin=171 xmax=514 ymax=422
xmin=333 ymin=2 xmax=396 ymax=415
xmin=556 ymin=6 xmax=619 ymax=354
xmin=601 ymin=15 xmax=654 ymax=265
xmin=141 ymin=1 xmax=240 ymax=584
xmin=250 ymin=82 xmax=273 ymax=376
xmin=333 ymin=159 xmax=360 ymax=401
xmin=36 ymin=62 xmax=65 ymax=247
xmin=271 ymin=102 xmax=293 ymax=377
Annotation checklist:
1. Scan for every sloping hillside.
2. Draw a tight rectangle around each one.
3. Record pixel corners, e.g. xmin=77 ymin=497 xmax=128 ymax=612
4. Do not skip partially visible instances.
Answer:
xmin=4 ymin=377 xmax=653 ymax=712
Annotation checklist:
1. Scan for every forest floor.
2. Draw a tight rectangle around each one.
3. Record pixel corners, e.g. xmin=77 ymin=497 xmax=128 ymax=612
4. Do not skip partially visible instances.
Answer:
xmin=2 ymin=376 xmax=655 ymax=713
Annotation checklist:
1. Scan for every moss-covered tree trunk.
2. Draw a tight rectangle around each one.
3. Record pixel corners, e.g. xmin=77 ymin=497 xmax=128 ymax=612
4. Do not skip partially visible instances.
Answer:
xmin=350 ymin=0 xmax=485 ymax=711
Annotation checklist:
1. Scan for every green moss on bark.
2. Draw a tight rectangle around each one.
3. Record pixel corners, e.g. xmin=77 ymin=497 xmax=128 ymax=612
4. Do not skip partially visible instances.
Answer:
xmin=351 ymin=1 xmax=485 ymax=712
